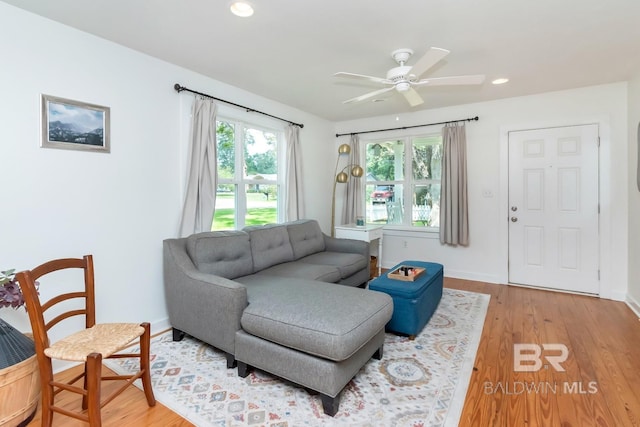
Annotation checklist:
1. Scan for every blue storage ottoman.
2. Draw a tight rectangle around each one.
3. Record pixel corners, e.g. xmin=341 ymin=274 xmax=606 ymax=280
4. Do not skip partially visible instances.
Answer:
xmin=368 ymin=260 xmax=443 ymax=338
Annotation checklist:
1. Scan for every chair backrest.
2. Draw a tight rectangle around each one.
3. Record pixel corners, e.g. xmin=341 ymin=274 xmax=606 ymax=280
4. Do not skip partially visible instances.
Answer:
xmin=386 ymin=202 xmax=403 ymax=224
xmin=16 ymin=255 xmax=96 ymax=355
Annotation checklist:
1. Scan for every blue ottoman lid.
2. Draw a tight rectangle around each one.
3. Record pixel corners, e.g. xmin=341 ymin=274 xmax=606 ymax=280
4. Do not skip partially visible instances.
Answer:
xmin=369 ymin=261 xmax=443 ymax=299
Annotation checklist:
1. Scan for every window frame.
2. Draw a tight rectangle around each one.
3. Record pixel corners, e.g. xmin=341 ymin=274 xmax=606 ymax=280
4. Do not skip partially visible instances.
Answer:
xmin=362 ymin=131 xmax=443 ymax=231
xmin=214 ymin=115 xmax=285 ymax=230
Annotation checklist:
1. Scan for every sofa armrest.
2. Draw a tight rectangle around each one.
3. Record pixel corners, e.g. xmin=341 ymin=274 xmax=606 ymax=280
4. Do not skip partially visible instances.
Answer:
xmin=163 ymin=238 xmax=247 ymax=356
xmin=323 ymin=234 xmax=370 ymax=260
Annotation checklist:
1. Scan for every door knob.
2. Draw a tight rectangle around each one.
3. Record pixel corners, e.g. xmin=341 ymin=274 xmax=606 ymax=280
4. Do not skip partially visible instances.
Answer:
xmin=511 ymin=206 xmax=518 ymax=212
xmin=511 ymin=217 xmax=518 ymax=222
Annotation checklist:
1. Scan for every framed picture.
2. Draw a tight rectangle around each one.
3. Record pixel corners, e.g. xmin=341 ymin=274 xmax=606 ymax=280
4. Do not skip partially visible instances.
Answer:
xmin=41 ymin=94 xmax=110 ymax=153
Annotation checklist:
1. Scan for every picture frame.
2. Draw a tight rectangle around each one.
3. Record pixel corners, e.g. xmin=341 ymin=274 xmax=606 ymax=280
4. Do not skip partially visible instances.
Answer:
xmin=41 ymin=94 xmax=110 ymax=153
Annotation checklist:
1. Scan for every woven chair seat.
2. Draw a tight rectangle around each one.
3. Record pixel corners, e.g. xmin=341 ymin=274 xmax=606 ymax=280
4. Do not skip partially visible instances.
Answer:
xmin=45 ymin=323 xmax=144 ymax=361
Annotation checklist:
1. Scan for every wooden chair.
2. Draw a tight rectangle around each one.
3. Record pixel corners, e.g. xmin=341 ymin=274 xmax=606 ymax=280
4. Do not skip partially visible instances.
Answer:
xmin=386 ymin=201 xmax=404 ymax=224
xmin=15 ymin=255 xmax=156 ymax=427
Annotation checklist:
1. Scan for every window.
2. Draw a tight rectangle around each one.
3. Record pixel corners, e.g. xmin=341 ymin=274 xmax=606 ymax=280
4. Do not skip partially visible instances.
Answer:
xmin=213 ymin=118 xmax=282 ymax=230
xmin=365 ymin=134 xmax=442 ymax=228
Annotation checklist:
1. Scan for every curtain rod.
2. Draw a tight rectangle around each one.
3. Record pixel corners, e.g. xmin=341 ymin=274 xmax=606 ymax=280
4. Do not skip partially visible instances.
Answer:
xmin=335 ymin=116 xmax=478 ymax=137
xmin=173 ymin=83 xmax=304 ymax=129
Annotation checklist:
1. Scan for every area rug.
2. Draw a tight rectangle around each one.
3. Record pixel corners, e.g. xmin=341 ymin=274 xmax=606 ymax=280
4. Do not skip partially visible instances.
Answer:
xmin=105 ymin=288 xmax=489 ymax=427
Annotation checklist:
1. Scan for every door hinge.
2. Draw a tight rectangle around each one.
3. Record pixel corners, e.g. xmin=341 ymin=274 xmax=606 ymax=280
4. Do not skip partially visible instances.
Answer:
xmin=598 ymin=270 xmax=600 ymax=280
xmin=597 ymin=136 xmax=601 ymax=147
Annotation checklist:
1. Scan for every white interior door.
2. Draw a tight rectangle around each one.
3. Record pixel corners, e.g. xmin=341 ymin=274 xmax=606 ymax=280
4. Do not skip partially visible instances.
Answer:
xmin=508 ymin=124 xmax=599 ymax=294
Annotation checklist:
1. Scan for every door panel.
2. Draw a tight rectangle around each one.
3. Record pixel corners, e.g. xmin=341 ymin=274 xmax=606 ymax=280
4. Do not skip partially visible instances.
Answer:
xmin=508 ymin=124 xmax=599 ymax=294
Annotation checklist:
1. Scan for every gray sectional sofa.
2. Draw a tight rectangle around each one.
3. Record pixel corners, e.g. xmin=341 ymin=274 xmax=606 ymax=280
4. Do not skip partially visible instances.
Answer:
xmin=163 ymin=219 xmax=393 ymax=416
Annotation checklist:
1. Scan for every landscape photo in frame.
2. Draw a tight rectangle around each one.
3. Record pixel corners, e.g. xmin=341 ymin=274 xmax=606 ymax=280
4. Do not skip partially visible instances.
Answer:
xmin=41 ymin=94 xmax=110 ymax=153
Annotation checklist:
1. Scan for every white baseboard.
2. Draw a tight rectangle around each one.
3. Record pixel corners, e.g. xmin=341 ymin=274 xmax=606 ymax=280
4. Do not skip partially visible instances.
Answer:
xmin=609 ymin=290 xmax=627 ymax=302
xmin=444 ymin=269 xmax=502 ymax=285
xmin=626 ymin=294 xmax=640 ymax=318
xmin=151 ymin=317 xmax=172 ymax=335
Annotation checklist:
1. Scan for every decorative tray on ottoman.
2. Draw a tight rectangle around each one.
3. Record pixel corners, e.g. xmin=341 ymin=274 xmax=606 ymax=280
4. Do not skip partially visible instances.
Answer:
xmin=387 ymin=265 xmax=426 ymax=281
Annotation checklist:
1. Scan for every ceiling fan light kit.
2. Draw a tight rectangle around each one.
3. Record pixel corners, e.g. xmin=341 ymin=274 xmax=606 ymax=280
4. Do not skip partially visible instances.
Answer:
xmin=335 ymin=46 xmax=486 ymax=107
xmin=396 ymin=82 xmax=411 ymax=92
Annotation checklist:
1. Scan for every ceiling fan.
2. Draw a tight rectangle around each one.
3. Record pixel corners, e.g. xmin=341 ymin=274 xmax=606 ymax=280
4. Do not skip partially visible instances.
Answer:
xmin=334 ymin=47 xmax=485 ymax=107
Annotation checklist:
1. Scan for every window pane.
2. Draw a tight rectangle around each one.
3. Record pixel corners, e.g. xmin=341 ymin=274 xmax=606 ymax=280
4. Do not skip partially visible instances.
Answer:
xmin=244 ymin=127 xmax=277 ymax=179
xmin=412 ymin=136 xmax=442 ymax=181
xmin=216 ymin=121 xmax=235 ymax=180
xmin=213 ymin=184 xmax=236 ymax=230
xmin=366 ymin=183 xmax=404 ymax=225
xmin=245 ymin=184 xmax=277 ymax=226
xmin=412 ymin=184 xmax=440 ymax=227
xmin=366 ymin=140 xmax=404 ymax=181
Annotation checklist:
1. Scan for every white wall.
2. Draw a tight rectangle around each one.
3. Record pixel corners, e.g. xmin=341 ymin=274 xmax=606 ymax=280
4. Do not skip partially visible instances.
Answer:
xmin=0 ymin=2 xmax=333 ymax=340
xmin=627 ymin=75 xmax=640 ymax=313
xmin=335 ymin=83 xmax=629 ymax=300
xmin=0 ymin=2 xmax=633 ymax=350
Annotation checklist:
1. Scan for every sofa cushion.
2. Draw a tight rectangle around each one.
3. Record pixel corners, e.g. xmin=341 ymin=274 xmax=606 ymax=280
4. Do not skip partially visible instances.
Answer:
xmin=186 ymin=231 xmax=253 ymax=279
xmin=287 ymin=219 xmax=326 ymax=259
xmin=299 ymin=251 xmax=368 ymax=279
xmin=243 ymin=224 xmax=295 ymax=271
xmin=235 ymin=276 xmax=393 ymax=362
xmin=253 ymin=261 xmax=341 ymax=283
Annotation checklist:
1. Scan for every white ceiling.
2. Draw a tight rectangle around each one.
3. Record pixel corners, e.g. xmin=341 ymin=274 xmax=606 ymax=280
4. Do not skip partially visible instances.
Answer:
xmin=4 ymin=0 xmax=640 ymax=122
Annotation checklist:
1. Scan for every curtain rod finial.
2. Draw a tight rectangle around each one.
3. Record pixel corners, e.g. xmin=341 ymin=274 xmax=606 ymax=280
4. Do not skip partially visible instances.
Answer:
xmin=174 ymin=83 xmax=183 ymax=92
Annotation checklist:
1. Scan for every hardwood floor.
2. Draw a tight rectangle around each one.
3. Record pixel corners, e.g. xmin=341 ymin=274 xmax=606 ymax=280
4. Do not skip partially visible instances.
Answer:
xmin=27 ymin=278 xmax=640 ymax=426
xmin=449 ymin=278 xmax=640 ymax=427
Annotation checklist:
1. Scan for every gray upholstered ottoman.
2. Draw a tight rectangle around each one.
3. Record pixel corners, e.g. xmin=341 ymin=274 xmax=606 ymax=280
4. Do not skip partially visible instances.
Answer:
xmin=234 ymin=276 xmax=393 ymax=416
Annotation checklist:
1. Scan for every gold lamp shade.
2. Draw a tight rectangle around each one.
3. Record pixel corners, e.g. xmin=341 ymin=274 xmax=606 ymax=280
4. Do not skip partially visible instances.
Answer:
xmin=338 ymin=144 xmax=351 ymax=155
xmin=331 ymin=143 xmax=363 ymax=237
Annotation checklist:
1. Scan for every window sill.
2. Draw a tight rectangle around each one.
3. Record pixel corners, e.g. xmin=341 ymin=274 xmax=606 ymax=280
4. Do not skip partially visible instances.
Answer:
xmin=379 ymin=226 xmax=440 ymax=239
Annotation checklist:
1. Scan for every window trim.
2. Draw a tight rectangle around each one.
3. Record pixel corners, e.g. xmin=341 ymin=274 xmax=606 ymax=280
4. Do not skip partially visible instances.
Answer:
xmin=215 ymin=116 xmax=285 ymax=230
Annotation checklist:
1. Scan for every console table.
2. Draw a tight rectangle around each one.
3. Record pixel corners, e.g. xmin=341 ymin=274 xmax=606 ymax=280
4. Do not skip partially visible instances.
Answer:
xmin=334 ymin=224 xmax=384 ymax=276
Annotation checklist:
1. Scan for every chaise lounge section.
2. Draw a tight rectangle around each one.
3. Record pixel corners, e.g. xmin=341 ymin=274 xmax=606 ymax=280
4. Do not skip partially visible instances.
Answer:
xmin=163 ymin=219 xmax=393 ymax=415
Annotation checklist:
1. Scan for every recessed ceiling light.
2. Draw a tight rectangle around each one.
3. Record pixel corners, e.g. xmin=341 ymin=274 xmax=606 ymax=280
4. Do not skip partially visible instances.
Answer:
xmin=492 ymin=78 xmax=509 ymax=85
xmin=230 ymin=1 xmax=254 ymax=17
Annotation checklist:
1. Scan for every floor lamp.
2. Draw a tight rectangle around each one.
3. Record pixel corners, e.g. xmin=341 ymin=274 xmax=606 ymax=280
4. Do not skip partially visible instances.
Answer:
xmin=331 ymin=143 xmax=363 ymax=237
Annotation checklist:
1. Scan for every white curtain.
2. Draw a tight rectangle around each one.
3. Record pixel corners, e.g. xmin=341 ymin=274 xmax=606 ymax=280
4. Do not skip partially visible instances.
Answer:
xmin=342 ymin=134 xmax=364 ymax=225
xmin=178 ymin=98 xmax=218 ymax=237
xmin=439 ymin=123 xmax=469 ymax=246
xmin=285 ymin=125 xmax=305 ymax=220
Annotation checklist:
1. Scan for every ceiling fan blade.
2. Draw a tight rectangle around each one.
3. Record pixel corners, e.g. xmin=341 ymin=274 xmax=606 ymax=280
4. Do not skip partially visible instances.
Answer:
xmin=408 ymin=47 xmax=450 ymax=79
xmin=413 ymin=74 xmax=486 ymax=86
xmin=403 ymin=88 xmax=424 ymax=107
xmin=334 ymin=72 xmax=393 ymax=85
xmin=342 ymin=87 xmax=395 ymax=104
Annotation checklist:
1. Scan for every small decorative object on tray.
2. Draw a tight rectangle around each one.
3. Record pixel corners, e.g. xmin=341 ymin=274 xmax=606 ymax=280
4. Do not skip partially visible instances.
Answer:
xmin=387 ymin=265 xmax=425 ymax=281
